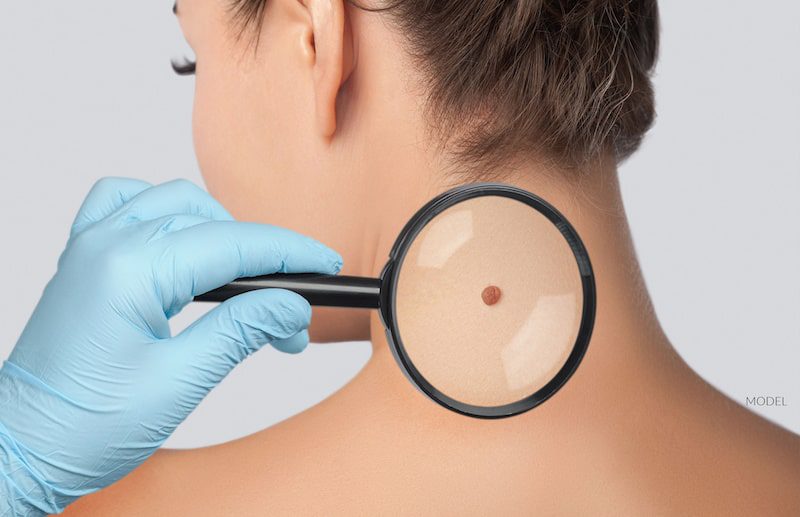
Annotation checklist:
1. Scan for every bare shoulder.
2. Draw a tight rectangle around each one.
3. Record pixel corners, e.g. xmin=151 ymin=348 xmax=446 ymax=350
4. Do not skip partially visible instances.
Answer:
xmin=59 ymin=417 xmax=317 ymax=516
xmin=60 ymin=448 xmax=200 ymax=516
xmin=57 ymin=372 xmax=800 ymax=516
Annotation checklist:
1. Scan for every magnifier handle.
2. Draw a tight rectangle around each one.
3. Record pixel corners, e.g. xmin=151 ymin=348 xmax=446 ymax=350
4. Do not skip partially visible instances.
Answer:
xmin=194 ymin=273 xmax=381 ymax=309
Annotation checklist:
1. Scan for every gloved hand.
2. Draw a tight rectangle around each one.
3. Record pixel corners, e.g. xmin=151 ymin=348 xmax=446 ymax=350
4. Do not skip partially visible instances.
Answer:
xmin=0 ymin=178 xmax=343 ymax=516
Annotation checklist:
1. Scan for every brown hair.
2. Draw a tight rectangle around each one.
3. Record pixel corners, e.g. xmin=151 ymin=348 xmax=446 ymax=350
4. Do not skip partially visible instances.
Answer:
xmin=230 ymin=0 xmax=660 ymax=176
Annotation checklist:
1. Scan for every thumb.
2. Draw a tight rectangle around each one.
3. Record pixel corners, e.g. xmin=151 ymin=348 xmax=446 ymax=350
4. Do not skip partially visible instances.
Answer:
xmin=172 ymin=289 xmax=312 ymax=385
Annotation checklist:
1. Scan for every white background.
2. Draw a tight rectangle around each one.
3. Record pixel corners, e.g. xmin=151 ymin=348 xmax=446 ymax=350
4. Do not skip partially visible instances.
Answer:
xmin=1 ymin=2 xmax=797 ymax=447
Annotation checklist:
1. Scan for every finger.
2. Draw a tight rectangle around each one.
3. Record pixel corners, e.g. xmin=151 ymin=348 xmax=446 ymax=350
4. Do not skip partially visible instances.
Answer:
xmin=71 ymin=177 xmax=152 ymax=237
xmin=270 ymin=329 xmax=310 ymax=354
xmin=151 ymin=220 xmax=343 ymax=312
xmin=113 ymin=179 xmax=234 ymax=224
xmin=172 ymin=289 xmax=311 ymax=383
xmin=141 ymin=214 xmax=214 ymax=245
xmin=140 ymin=213 xmax=220 ymax=318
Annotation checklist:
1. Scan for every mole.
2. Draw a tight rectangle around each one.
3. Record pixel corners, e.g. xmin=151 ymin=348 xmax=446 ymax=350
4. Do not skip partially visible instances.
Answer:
xmin=481 ymin=285 xmax=502 ymax=306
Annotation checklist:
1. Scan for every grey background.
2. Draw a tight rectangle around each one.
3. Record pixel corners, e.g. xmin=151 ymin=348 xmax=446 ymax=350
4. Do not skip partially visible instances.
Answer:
xmin=0 ymin=2 xmax=797 ymax=447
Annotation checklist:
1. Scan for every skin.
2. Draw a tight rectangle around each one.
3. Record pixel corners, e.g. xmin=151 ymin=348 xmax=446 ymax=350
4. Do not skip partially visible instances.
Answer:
xmin=64 ymin=0 xmax=800 ymax=515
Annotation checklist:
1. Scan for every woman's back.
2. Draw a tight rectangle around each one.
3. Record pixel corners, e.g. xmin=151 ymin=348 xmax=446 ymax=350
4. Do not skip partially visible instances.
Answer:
xmin=67 ymin=311 xmax=800 ymax=516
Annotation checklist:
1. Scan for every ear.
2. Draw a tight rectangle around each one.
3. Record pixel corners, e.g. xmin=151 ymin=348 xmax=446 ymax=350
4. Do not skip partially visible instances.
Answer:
xmin=301 ymin=0 xmax=354 ymax=139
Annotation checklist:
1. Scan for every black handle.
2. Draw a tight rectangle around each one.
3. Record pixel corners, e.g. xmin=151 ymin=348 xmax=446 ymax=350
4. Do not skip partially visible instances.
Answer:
xmin=194 ymin=273 xmax=381 ymax=309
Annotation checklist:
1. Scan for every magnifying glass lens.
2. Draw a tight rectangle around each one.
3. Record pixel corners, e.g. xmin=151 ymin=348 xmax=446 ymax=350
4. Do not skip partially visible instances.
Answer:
xmin=394 ymin=195 xmax=585 ymax=408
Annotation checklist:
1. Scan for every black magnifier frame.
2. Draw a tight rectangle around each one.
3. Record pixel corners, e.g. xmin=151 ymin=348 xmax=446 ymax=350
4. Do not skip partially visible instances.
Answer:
xmin=195 ymin=182 xmax=596 ymax=419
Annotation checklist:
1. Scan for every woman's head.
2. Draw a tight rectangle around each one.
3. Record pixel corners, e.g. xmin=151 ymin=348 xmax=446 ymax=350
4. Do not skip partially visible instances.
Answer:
xmin=174 ymin=0 xmax=658 ymax=341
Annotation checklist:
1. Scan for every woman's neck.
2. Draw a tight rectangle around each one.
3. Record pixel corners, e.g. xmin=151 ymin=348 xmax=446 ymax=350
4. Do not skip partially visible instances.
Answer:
xmin=361 ymin=159 xmax=685 ymax=402
xmin=292 ymin=159 xmax=798 ymax=514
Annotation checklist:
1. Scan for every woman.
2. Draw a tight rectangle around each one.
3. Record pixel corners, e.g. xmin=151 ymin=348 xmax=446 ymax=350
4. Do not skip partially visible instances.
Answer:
xmin=65 ymin=0 xmax=799 ymax=514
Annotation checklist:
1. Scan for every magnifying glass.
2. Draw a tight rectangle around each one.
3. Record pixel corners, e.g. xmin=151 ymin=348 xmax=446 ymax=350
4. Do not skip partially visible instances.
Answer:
xmin=195 ymin=183 xmax=595 ymax=418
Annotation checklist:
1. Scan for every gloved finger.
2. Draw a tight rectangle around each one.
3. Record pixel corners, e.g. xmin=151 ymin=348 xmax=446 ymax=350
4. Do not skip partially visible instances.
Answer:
xmin=113 ymin=179 xmax=234 ymax=224
xmin=172 ymin=289 xmax=311 ymax=381
xmin=270 ymin=329 xmax=310 ymax=354
xmin=71 ymin=177 xmax=152 ymax=237
xmin=141 ymin=214 xmax=214 ymax=243
xmin=151 ymin=220 xmax=343 ymax=312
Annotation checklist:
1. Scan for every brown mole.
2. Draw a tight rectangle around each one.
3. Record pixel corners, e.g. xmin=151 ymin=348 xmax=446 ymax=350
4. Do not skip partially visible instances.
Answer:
xmin=481 ymin=285 xmax=502 ymax=306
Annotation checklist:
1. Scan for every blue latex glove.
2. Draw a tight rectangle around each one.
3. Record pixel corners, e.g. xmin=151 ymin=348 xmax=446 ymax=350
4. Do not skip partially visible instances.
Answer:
xmin=0 ymin=178 xmax=343 ymax=515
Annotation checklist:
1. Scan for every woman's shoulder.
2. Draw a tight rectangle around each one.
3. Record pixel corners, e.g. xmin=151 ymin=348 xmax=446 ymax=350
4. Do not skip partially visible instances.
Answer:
xmin=61 ymin=411 xmax=334 ymax=516
xmin=61 ymin=448 xmax=195 ymax=516
xmin=59 ymin=375 xmax=800 ymax=516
